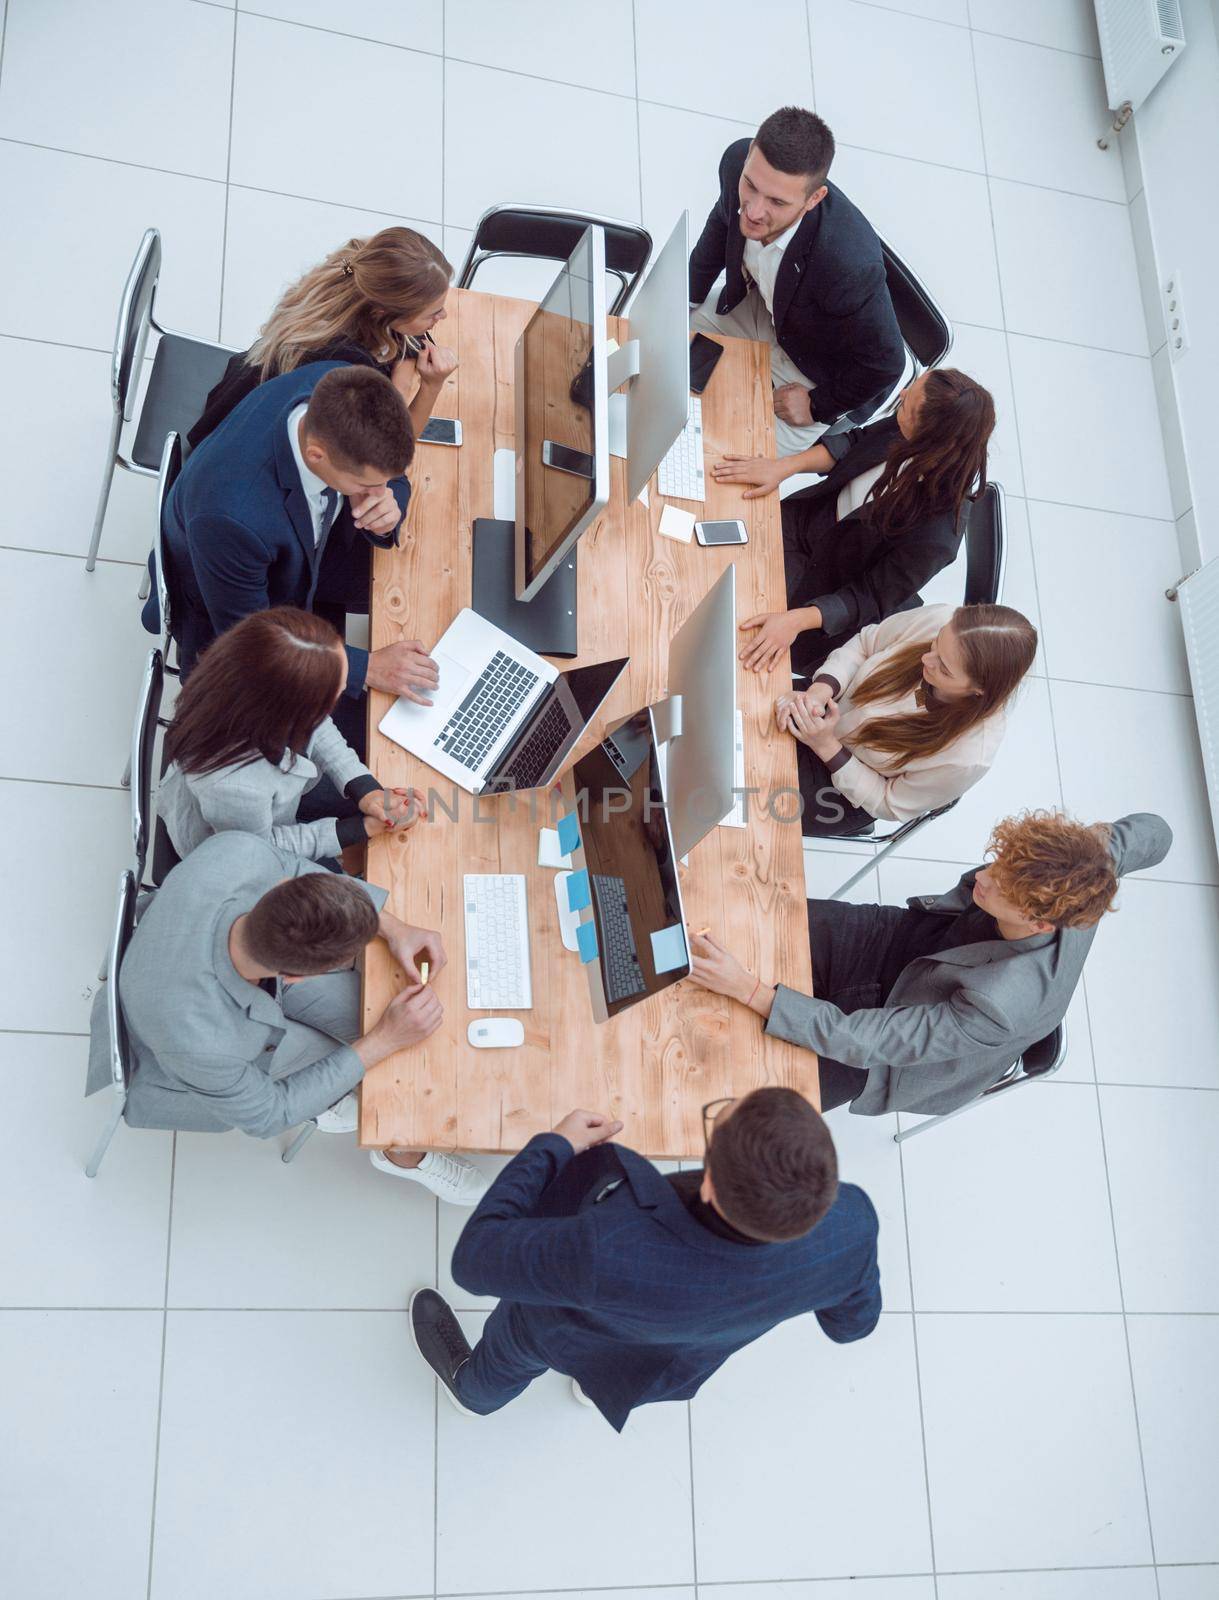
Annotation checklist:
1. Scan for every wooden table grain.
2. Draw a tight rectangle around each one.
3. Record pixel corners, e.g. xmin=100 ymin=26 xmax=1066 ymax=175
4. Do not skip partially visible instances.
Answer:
xmin=359 ymin=286 xmax=817 ymax=1157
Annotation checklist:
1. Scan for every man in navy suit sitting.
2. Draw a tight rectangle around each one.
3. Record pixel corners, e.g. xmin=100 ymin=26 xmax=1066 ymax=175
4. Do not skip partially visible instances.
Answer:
xmin=155 ymin=361 xmax=439 ymax=730
xmin=409 ymin=1087 xmax=881 ymax=1430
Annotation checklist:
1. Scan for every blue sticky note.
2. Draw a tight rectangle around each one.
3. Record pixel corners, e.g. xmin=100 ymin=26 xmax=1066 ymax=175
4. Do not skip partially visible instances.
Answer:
xmin=565 ymin=867 xmax=591 ymax=912
xmin=650 ymin=923 xmax=689 ymax=975
xmin=556 ymin=812 xmax=581 ymax=856
xmin=576 ymin=919 xmax=599 ymax=965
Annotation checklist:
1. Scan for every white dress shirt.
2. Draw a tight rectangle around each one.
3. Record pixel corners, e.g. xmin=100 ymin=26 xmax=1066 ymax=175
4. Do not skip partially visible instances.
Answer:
xmin=741 ymin=219 xmax=810 ymax=392
xmin=287 ymin=402 xmax=343 ymax=547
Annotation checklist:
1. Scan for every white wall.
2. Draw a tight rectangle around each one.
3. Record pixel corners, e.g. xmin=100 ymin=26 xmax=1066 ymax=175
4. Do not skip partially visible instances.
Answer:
xmin=1121 ymin=0 xmax=1219 ymax=571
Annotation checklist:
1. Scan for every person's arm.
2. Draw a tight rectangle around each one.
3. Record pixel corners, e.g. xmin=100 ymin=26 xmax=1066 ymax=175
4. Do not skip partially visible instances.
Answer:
xmin=829 ymin=753 xmax=991 ymax=825
xmin=796 ymin=522 xmax=954 ymax=642
xmin=688 ymin=143 xmax=739 ymax=303
xmin=450 ymin=1132 xmax=600 ymax=1306
xmin=711 ymin=440 xmax=837 ymax=499
xmin=1106 ymin=813 xmax=1173 ymax=877
xmin=189 ymin=768 xmax=348 ymax=863
xmin=816 ymin=1253 xmax=882 ymax=1344
xmin=157 ymin=1042 xmax=366 ymax=1139
xmin=764 ymin=982 xmax=1016 ymax=1069
xmin=805 ymin=270 xmax=906 ymax=426
xmin=187 ymin=513 xmax=273 ymax=642
xmin=406 ymin=340 xmax=458 ymax=435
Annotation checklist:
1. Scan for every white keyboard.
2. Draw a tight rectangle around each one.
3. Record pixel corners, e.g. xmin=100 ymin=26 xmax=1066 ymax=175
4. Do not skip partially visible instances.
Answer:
xmin=656 ymin=395 xmax=705 ymax=502
xmin=463 ymin=873 xmax=533 ymax=1010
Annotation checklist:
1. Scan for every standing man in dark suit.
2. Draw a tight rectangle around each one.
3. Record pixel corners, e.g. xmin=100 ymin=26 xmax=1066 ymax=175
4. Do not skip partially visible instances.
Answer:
xmin=689 ymin=106 xmax=905 ymax=455
xmin=154 ymin=361 xmax=439 ymax=746
xmin=408 ymin=1088 xmax=880 ymax=1430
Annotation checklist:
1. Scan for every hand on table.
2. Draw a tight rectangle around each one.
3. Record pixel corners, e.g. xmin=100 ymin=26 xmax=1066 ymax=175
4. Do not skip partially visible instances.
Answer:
xmin=552 ymin=1109 xmax=624 ymax=1153
xmin=370 ymin=982 xmax=444 ymax=1052
xmin=384 ymin=923 xmax=447 ymax=987
xmin=739 ymin=609 xmax=806 ymax=673
xmin=710 ymin=454 xmax=789 ymax=499
xmin=360 ymin=785 xmax=429 ymax=833
xmin=777 ymin=689 xmax=841 ymax=755
xmin=366 ymin=640 xmax=440 ymax=704
xmin=687 ymin=931 xmax=777 ymax=1019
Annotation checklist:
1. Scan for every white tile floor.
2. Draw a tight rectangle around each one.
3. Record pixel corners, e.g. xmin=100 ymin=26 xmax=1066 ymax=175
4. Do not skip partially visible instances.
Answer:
xmin=1 ymin=2 xmax=1217 ymax=1597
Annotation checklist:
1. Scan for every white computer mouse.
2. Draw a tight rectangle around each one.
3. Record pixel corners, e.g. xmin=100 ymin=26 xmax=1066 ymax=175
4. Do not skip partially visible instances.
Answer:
xmin=467 ymin=1017 xmax=526 ymax=1049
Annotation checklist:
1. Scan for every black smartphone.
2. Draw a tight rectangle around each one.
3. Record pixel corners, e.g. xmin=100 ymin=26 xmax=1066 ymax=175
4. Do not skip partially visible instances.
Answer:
xmin=689 ymin=333 xmax=724 ymax=395
xmin=420 ymin=416 xmax=462 ymax=446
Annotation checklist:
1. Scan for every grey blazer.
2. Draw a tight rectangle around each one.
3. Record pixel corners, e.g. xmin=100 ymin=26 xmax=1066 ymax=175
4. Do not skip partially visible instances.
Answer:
xmin=85 ymin=832 xmax=387 ymax=1136
xmin=766 ymin=813 xmax=1172 ymax=1116
xmin=158 ymin=716 xmax=375 ymax=863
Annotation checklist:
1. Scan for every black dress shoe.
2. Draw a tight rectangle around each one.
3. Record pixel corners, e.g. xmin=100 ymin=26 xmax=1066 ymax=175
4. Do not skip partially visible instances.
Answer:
xmin=409 ymin=1288 xmax=478 ymax=1416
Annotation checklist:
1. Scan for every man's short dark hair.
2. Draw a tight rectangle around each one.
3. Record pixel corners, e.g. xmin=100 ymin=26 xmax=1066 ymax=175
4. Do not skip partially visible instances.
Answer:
xmin=754 ymin=106 xmax=835 ymax=190
xmin=244 ymin=874 xmax=379 ymax=976
xmin=707 ymin=1086 xmax=838 ymax=1242
xmin=303 ymin=365 xmax=414 ymax=476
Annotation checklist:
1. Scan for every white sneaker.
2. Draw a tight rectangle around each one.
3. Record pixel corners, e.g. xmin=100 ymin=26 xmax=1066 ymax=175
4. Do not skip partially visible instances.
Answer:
xmin=369 ymin=1149 xmax=489 ymax=1206
xmin=314 ymin=1092 xmax=359 ymax=1134
xmin=571 ymin=1378 xmax=595 ymax=1409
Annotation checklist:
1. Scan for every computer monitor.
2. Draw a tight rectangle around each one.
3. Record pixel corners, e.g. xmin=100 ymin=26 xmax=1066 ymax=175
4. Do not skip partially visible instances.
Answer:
xmin=571 ymin=705 xmax=690 ymax=1022
xmin=613 ymin=212 xmax=691 ymax=503
xmin=473 ymin=224 xmax=610 ymax=659
xmin=662 ymin=564 xmax=738 ymax=861
xmin=516 ymin=223 xmax=610 ymax=597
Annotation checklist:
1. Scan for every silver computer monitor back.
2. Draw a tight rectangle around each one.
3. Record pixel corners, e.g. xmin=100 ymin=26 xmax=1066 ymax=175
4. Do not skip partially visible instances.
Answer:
xmin=513 ymin=224 xmax=610 ymax=602
xmin=664 ymin=564 xmax=737 ymax=860
xmin=624 ymin=212 xmax=691 ymax=503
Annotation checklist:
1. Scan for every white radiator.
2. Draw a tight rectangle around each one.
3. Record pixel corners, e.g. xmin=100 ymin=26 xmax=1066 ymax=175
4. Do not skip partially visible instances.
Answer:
xmin=1094 ymin=0 xmax=1186 ymax=112
xmin=1176 ymin=559 xmax=1219 ymax=853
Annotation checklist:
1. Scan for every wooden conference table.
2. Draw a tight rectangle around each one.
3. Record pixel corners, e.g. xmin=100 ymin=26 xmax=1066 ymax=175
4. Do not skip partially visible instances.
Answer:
xmin=360 ymin=285 xmax=818 ymax=1158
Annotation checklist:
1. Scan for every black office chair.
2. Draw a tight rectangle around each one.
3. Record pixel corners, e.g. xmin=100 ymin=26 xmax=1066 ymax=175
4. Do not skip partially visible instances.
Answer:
xmin=962 ymin=480 xmax=1006 ymax=608
xmin=87 ymin=229 xmax=236 ymax=571
xmin=880 ymin=237 xmax=953 ymax=374
xmin=124 ymin=648 xmax=166 ymax=888
xmin=85 ymin=870 xmax=140 ymax=1178
xmin=457 ymin=203 xmax=653 ymax=315
xmin=893 ymin=1022 xmax=1068 ymax=1143
xmin=148 ymin=429 xmax=184 ymax=667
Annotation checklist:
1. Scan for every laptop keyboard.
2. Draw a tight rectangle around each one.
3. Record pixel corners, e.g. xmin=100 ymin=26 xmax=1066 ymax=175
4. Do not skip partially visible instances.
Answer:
xmin=484 ymin=698 xmax=573 ymax=793
xmin=434 ymin=650 xmax=539 ymax=772
xmin=592 ymin=873 xmax=646 ymax=1004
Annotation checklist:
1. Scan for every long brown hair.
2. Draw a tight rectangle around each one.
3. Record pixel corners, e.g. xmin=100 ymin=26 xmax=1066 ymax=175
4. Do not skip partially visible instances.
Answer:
xmin=846 ymin=604 xmax=1036 ymax=765
xmin=165 ymin=608 xmax=345 ymax=777
xmin=867 ymin=368 xmax=996 ymax=537
xmin=249 ymin=227 xmax=452 ymax=380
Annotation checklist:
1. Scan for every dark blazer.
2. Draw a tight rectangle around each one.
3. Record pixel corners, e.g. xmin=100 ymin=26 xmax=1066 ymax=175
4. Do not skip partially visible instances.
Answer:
xmin=783 ymin=416 xmax=965 ymax=649
xmin=156 ymin=361 xmax=410 ymax=696
xmin=689 ymin=139 xmax=905 ymax=425
xmin=451 ymin=1133 xmax=882 ymax=1432
xmin=187 ymin=336 xmax=392 ymax=450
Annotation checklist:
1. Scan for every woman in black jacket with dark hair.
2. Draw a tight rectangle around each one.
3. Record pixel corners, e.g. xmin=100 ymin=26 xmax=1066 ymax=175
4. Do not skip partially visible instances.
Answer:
xmin=719 ymin=368 xmax=996 ymax=677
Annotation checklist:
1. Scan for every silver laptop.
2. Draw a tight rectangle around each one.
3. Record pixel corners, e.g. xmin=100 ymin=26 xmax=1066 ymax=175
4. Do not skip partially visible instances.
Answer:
xmin=378 ymin=608 xmax=627 ymax=794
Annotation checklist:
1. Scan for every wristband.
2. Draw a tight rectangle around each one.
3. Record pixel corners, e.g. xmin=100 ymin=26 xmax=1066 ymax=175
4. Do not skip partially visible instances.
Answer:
xmin=745 ymin=977 xmax=761 ymax=1009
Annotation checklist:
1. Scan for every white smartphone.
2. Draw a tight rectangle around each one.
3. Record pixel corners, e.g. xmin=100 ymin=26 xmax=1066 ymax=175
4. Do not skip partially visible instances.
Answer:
xmin=420 ymin=416 xmax=462 ymax=447
xmin=695 ymin=519 xmax=749 ymax=547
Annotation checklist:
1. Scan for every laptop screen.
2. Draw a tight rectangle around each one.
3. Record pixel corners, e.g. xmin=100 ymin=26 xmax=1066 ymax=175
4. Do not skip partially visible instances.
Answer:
xmin=483 ymin=657 xmax=628 ymax=794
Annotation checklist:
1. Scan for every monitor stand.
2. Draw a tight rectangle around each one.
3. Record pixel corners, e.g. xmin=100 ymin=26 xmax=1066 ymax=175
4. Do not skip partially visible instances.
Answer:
xmin=471 ymin=518 xmax=578 ymax=659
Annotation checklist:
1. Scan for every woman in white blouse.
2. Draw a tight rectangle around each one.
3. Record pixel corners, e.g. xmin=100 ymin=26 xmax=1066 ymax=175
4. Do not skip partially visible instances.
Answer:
xmin=160 ymin=606 xmax=425 ymax=866
xmin=777 ymin=602 xmax=1037 ymax=837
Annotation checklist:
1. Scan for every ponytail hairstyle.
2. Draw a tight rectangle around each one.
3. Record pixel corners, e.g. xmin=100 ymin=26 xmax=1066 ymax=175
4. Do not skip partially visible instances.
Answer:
xmin=164 ymin=608 xmax=346 ymax=777
xmin=248 ymin=226 xmax=452 ymax=380
xmin=867 ymin=368 xmax=996 ymax=538
xmin=845 ymin=603 xmax=1037 ymax=765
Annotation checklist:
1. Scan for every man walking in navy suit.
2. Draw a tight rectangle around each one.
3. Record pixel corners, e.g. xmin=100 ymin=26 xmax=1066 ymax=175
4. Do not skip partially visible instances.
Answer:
xmin=154 ymin=361 xmax=440 ymax=730
xmin=410 ymin=1087 xmax=881 ymax=1430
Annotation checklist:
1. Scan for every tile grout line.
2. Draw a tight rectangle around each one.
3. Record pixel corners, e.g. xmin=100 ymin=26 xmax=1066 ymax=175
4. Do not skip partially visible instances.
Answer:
xmin=6 ymin=1305 xmax=1219 ymax=1315
xmin=630 ymin=0 xmax=644 ymax=229
xmin=848 ymin=0 xmax=1102 ymax=62
xmin=216 ymin=4 xmax=240 ymax=343
xmin=1092 ymin=1083 xmax=1164 ymax=1595
xmin=804 ymin=0 xmax=818 ymax=110
xmin=0 ymin=0 xmax=9 ymax=104
xmin=144 ymin=1131 xmax=177 ymax=1600
xmin=895 ymin=1130 xmax=940 ymax=1599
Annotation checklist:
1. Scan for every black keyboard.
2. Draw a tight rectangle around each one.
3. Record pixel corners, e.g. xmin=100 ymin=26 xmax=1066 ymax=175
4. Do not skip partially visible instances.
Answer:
xmin=434 ymin=651 xmax=539 ymax=772
xmin=485 ymin=697 xmax=573 ymax=793
xmin=592 ymin=873 xmax=646 ymax=1004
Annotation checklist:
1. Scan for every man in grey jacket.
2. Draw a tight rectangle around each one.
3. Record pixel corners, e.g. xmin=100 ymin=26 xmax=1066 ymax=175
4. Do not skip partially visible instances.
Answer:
xmin=86 ymin=832 xmax=486 ymax=1204
xmin=689 ymin=810 xmax=1171 ymax=1116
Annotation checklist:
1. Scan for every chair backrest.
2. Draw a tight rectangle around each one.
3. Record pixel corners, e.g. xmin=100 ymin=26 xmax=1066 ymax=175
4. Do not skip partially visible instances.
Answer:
xmin=1018 ymin=1021 xmax=1067 ymax=1080
xmin=112 ymin=228 xmax=162 ymax=422
xmin=963 ymin=481 xmax=1006 ymax=607
xmin=130 ymin=649 xmax=165 ymax=883
xmin=458 ymin=204 xmax=652 ymax=314
xmin=104 ymin=869 xmax=139 ymax=1095
xmin=155 ymin=430 xmax=183 ymax=653
xmin=879 ymin=237 xmax=952 ymax=372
